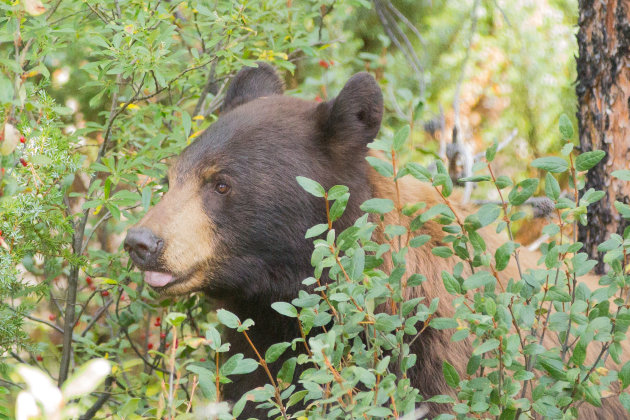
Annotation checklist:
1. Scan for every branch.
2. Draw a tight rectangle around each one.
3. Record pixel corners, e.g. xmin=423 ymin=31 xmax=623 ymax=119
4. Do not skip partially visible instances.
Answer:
xmin=78 ymin=376 xmax=114 ymax=420
xmin=7 ymin=306 xmax=64 ymax=334
xmin=59 ymin=73 xmax=145 ymax=386
xmin=373 ymin=0 xmax=424 ymax=95
xmin=80 ymin=297 xmax=113 ymax=337
xmin=452 ymin=0 xmax=481 ymax=143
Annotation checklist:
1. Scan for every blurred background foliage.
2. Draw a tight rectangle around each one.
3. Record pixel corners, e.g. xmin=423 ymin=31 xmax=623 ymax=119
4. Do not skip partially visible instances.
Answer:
xmin=0 ymin=0 xmax=580 ymax=417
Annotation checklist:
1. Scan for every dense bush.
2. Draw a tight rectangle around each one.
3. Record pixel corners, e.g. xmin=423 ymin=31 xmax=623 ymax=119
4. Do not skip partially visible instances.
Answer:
xmin=3 ymin=0 xmax=630 ymax=419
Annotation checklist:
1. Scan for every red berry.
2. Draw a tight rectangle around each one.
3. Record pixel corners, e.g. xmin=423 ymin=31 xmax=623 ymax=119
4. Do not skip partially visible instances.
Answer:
xmin=318 ymin=59 xmax=329 ymax=69
xmin=165 ymin=342 xmax=170 ymax=348
xmin=160 ymin=332 xmax=166 ymax=339
xmin=0 ymin=230 xmax=3 ymax=236
xmin=48 ymin=314 xmax=55 ymax=321
xmin=36 ymin=355 xmax=43 ymax=361
xmin=86 ymin=276 xmax=92 ymax=285
xmin=154 ymin=317 xmax=161 ymax=327
xmin=20 ymin=158 xmax=27 ymax=167
xmin=147 ymin=343 xmax=154 ymax=350
xmin=101 ymin=290 xmax=109 ymax=297
xmin=329 ymin=60 xmax=334 ymax=66
xmin=315 ymin=95 xmax=323 ymax=103
xmin=200 ymin=358 xmax=206 ymax=362
xmin=19 ymin=136 xmax=25 ymax=143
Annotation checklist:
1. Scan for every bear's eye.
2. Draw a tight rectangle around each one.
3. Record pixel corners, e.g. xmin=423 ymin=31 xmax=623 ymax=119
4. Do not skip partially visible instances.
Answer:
xmin=214 ymin=182 xmax=230 ymax=195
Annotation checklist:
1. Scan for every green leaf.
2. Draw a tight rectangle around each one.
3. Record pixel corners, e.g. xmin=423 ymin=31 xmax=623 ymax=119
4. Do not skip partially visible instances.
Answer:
xmin=265 ymin=342 xmax=291 ymax=363
xmin=393 ymin=124 xmax=410 ymax=151
xmin=271 ymin=302 xmax=298 ymax=318
xmin=427 ymin=395 xmax=455 ymax=404
xmin=366 ymin=156 xmax=394 ymax=177
xmin=620 ymin=361 xmax=630 ymax=389
xmin=466 ymin=355 xmax=481 ymax=375
xmin=472 ymin=338 xmax=500 ymax=355
xmin=495 ymin=175 xmax=513 ymax=189
xmin=432 ymin=246 xmax=453 ymax=258
xmin=277 ymin=357 xmax=297 ymax=388
xmin=459 ymin=175 xmax=491 ymax=183
xmin=495 ymin=241 xmax=518 ymax=271
xmin=576 ymin=150 xmax=605 ymax=172
xmin=232 ymin=393 xmax=249 ymax=418
xmin=442 ymin=271 xmax=461 ymax=294
xmin=559 ymin=114 xmax=574 ymax=139
xmin=429 ymin=317 xmax=458 ymax=330
xmin=442 ymin=361 xmax=460 ymax=388
xmin=165 ymin=312 xmax=186 ymax=327
xmin=141 ymin=186 xmax=152 ymax=211
xmin=581 ymin=188 xmax=605 ymax=205
xmin=367 ymin=407 xmax=393 ymax=417
xmin=612 ymin=170 xmax=630 ymax=181
xmin=531 ymin=157 xmax=568 ymax=173
xmin=571 ymin=339 xmax=587 ymax=366
xmin=539 ymin=357 xmax=566 ymax=380
xmin=508 ymin=179 xmax=539 ymax=206
xmin=360 ymin=198 xmax=394 ymax=214
xmin=463 ymin=271 xmax=495 ymax=290
xmin=327 ymin=185 xmax=349 ymax=201
xmin=216 ymin=309 xmax=240 ymax=329
xmin=182 ymin=111 xmax=192 ymax=137
xmin=375 ymin=314 xmax=402 ymax=332
xmin=433 ymin=173 xmax=453 ymax=197
xmin=545 ymin=173 xmax=560 ymax=201
xmin=351 ymin=248 xmax=365 ymax=281
xmin=561 ymin=142 xmax=574 ymax=155
xmin=409 ymin=234 xmax=431 ymax=248
xmin=329 ymin=193 xmax=349 ymax=222
xmin=287 ymin=390 xmax=308 ymax=408
xmin=407 ymin=162 xmax=432 ymax=181
xmin=583 ymin=384 xmax=602 ymax=407
xmin=305 ymin=223 xmax=328 ymax=238
xmin=484 ymin=299 xmax=496 ymax=316
xmin=236 ymin=318 xmax=254 ymax=332
xmin=296 ymin=176 xmax=325 ymax=197
xmin=615 ymin=201 xmax=630 ymax=219
xmin=478 ymin=204 xmax=502 ymax=227
xmin=486 ymin=140 xmax=498 ymax=162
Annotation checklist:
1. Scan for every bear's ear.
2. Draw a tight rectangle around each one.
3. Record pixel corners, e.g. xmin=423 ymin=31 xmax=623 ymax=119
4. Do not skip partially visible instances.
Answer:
xmin=317 ymin=72 xmax=383 ymax=152
xmin=222 ymin=62 xmax=284 ymax=112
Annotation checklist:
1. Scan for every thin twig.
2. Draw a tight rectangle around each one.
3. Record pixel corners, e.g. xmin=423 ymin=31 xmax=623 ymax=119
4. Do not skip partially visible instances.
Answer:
xmin=80 ymin=298 xmax=113 ymax=337
xmin=78 ymin=377 xmax=114 ymax=420
xmin=7 ymin=307 xmax=64 ymax=334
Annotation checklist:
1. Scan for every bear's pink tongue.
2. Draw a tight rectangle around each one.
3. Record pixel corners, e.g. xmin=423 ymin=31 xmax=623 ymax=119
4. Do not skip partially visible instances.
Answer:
xmin=144 ymin=271 xmax=174 ymax=287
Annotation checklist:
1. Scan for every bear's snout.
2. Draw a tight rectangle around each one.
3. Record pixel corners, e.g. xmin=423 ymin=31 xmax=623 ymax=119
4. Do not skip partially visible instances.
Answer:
xmin=124 ymin=227 xmax=165 ymax=271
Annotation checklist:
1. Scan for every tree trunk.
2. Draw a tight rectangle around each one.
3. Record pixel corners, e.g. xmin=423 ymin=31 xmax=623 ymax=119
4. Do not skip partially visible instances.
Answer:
xmin=576 ymin=0 xmax=630 ymax=274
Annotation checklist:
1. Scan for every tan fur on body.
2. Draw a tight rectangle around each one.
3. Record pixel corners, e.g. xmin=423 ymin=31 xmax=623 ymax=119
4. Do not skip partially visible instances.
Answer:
xmin=368 ymin=166 xmax=629 ymax=419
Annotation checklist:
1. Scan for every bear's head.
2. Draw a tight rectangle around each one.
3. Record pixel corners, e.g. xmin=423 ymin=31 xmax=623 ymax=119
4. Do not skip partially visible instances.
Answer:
xmin=124 ymin=63 xmax=383 ymax=302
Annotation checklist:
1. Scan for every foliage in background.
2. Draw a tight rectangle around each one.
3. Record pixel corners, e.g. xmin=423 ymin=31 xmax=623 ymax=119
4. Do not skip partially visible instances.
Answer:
xmin=4 ymin=0 xmax=628 ymax=419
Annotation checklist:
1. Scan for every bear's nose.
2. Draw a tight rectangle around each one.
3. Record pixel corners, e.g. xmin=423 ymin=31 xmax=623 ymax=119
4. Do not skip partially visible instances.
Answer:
xmin=124 ymin=227 xmax=164 ymax=269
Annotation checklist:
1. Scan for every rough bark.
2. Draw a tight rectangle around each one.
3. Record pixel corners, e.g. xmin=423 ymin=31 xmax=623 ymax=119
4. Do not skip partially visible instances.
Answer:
xmin=576 ymin=0 xmax=630 ymax=273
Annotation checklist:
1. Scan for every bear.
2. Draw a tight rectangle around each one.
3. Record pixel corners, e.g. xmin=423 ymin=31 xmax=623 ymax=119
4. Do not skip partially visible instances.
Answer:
xmin=124 ymin=63 xmax=628 ymax=418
